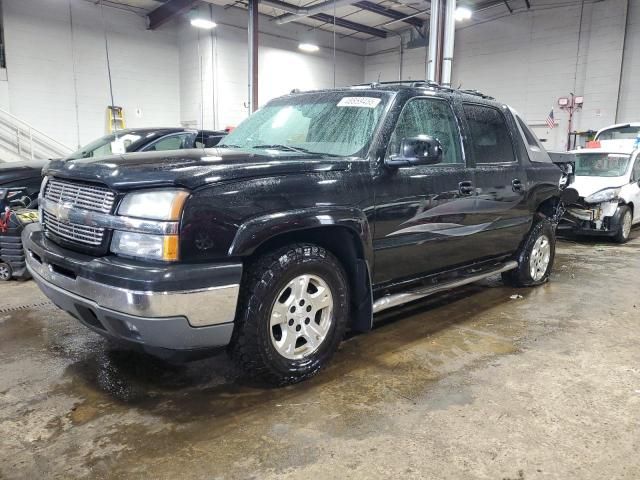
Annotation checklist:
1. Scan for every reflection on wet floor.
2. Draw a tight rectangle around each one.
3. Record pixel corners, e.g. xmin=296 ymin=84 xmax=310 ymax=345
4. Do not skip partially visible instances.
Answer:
xmin=1 ymin=234 xmax=639 ymax=479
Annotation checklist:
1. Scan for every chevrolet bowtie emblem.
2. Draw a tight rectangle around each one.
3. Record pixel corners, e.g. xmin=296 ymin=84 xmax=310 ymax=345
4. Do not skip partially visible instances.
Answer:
xmin=56 ymin=202 xmax=73 ymax=223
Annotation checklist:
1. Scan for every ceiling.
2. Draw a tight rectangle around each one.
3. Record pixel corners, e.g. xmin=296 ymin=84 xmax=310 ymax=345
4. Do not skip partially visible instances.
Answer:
xmin=96 ymin=0 xmax=522 ymax=40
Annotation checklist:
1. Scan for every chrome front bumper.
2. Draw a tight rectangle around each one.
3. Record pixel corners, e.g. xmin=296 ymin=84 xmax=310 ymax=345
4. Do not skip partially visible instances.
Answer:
xmin=23 ymin=223 xmax=242 ymax=351
xmin=26 ymin=249 xmax=240 ymax=328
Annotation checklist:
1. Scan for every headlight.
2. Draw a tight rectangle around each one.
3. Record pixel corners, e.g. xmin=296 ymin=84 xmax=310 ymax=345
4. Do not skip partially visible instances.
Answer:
xmin=118 ymin=189 xmax=189 ymax=221
xmin=111 ymin=231 xmax=179 ymax=261
xmin=584 ymin=187 xmax=621 ymax=204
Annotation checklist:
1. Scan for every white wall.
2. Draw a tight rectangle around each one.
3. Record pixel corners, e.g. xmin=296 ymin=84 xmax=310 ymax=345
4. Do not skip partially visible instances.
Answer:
xmin=617 ymin=0 xmax=640 ymax=123
xmin=0 ymin=0 xmax=365 ymax=149
xmin=365 ymin=0 xmax=640 ymax=150
xmin=2 ymin=0 xmax=181 ymax=149
xmin=178 ymin=4 xmax=366 ymax=130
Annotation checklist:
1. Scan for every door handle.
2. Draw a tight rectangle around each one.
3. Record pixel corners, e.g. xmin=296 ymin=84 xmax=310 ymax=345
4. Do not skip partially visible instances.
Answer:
xmin=459 ymin=180 xmax=474 ymax=196
xmin=512 ymin=179 xmax=524 ymax=192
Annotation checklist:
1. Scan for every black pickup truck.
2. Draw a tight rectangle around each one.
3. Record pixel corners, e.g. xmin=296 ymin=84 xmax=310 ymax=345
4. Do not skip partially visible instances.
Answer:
xmin=24 ymin=83 xmax=568 ymax=385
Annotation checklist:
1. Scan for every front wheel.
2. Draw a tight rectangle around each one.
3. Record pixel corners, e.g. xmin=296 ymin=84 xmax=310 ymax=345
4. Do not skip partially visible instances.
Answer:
xmin=229 ymin=243 xmax=349 ymax=385
xmin=502 ymin=218 xmax=555 ymax=287
xmin=613 ymin=206 xmax=632 ymax=243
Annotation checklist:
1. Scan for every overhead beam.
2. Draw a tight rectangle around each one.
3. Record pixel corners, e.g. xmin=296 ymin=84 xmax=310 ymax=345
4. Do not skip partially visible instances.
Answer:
xmin=310 ymin=12 xmax=388 ymax=38
xmin=354 ymin=1 xmax=423 ymax=28
xmin=147 ymin=0 xmax=200 ymax=30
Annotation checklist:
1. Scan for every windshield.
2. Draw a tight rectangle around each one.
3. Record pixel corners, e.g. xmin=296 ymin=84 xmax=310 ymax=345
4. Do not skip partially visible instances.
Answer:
xmin=66 ymin=132 xmax=143 ymax=160
xmin=218 ymin=92 xmax=388 ymax=157
xmin=596 ymin=125 xmax=640 ymax=141
xmin=575 ymin=153 xmax=631 ymax=177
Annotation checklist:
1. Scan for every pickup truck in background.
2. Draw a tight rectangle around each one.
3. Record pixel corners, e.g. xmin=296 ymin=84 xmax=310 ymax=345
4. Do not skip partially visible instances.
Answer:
xmin=24 ymin=82 xmax=569 ymax=385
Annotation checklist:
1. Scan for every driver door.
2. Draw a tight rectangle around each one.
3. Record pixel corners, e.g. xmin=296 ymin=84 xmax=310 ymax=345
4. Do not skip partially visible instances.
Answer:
xmin=373 ymin=97 xmax=484 ymax=285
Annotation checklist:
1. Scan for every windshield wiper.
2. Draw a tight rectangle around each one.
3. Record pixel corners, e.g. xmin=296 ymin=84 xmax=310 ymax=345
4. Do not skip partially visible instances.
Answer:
xmin=252 ymin=144 xmax=311 ymax=153
xmin=252 ymin=144 xmax=340 ymax=157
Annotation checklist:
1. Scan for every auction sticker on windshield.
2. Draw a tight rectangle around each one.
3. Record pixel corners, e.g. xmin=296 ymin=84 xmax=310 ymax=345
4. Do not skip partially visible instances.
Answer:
xmin=337 ymin=97 xmax=382 ymax=108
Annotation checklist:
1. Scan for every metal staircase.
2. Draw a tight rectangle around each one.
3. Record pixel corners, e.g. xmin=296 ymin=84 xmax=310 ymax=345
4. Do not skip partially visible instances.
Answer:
xmin=0 ymin=108 xmax=73 ymax=163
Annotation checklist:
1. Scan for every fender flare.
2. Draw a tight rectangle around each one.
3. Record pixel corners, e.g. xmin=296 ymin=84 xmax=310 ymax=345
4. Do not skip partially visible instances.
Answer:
xmin=228 ymin=207 xmax=375 ymax=332
xmin=228 ymin=206 xmax=374 ymax=263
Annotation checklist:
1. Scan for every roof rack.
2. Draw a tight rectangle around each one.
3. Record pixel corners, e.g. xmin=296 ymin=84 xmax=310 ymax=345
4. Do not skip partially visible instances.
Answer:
xmin=458 ymin=89 xmax=495 ymax=100
xmin=350 ymin=80 xmax=494 ymax=100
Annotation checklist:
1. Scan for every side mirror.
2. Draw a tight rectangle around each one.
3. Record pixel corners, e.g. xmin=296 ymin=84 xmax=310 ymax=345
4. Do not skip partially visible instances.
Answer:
xmin=386 ymin=136 xmax=443 ymax=168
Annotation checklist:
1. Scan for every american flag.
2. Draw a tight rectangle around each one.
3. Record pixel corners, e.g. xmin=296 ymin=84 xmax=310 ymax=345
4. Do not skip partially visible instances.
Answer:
xmin=546 ymin=109 xmax=555 ymax=129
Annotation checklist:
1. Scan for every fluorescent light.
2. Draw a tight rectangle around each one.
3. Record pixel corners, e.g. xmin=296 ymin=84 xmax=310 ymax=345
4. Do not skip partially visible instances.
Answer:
xmin=298 ymin=43 xmax=320 ymax=53
xmin=454 ymin=7 xmax=472 ymax=21
xmin=190 ymin=18 xmax=217 ymax=29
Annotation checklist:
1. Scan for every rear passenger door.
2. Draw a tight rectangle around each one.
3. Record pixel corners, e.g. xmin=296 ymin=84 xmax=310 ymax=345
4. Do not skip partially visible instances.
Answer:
xmin=461 ymin=103 xmax=531 ymax=258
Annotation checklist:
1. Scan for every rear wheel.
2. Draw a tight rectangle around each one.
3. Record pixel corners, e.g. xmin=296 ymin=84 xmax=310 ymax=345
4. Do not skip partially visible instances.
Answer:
xmin=0 ymin=263 xmax=12 ymax=281
xmin=613 ymin=206 xmax=632 ymax=243
xmin=502 ymin=218 xmax=555 ymax=287
xmin=230 ymin=243 xmax=349 ymax=385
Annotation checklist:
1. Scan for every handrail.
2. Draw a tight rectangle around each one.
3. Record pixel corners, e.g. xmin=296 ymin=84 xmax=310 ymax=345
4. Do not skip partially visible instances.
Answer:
xmin=0 ymin=108 xmax=72 ymax=151
xmin=0 ymin=108 xmax=73 ymax=161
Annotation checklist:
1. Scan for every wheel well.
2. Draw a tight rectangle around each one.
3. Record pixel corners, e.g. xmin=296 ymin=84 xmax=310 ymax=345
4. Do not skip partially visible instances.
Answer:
xmin=248 ymin=227 xmax=373 ymax=332
xmin=536 ymin=196 xmax=558 ymax=219
xmin=625 ymin=202 xmax=634 ymax=215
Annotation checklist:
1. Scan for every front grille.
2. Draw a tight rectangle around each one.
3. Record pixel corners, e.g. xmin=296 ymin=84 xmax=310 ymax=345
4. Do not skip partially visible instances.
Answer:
xmin=45 ymin=179 xmax=115 ymax=214
xmin=42 ymin=211 xmax=105 ymax=246
xmin=43 ymin=179 xmax=116 ymax=247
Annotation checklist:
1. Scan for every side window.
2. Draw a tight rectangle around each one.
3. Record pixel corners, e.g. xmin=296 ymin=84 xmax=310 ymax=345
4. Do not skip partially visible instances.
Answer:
xmin=463 ymin=104 xmax=516 ymax=164
xmin=632 ymin=158 xmax=640 ymax=182
xmin=516 ymin=116 xmax=542 ymax=150
xmin=388 ymin=98 xmax=462 ymax=164
xmin=145 ymin=133 xmax=192 ymax=152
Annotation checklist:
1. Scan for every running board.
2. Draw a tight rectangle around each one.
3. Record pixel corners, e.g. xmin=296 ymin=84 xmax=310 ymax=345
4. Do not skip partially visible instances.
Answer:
xmin=372 ymin=260 xmax=519 ymax=314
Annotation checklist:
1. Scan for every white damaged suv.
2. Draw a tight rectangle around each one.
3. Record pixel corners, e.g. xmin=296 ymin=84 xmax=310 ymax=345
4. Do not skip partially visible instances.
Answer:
xmin=560 ymin=148 xmax=640 ymax=243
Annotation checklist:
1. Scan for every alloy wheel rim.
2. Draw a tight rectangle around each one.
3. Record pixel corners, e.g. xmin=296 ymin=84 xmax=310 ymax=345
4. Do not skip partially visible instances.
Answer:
xmin=530 ymin=235 xmax=551 ymax=281
xmin=0 ymin=265 xmax=10 ymax=281
xmin=622 ymin=211 xmax=632 ymax=239
xmin=269 ymin=274 xmax=334 ymax=360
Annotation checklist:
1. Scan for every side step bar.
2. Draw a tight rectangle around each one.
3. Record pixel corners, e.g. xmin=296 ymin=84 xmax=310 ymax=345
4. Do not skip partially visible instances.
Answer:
xmin=372 ymin=260 xmax=519 ymax=314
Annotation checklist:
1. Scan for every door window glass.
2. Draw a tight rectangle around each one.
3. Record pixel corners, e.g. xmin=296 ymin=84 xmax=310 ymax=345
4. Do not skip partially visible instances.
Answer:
xmin=632 ymin=157 xmax=640 ymax=182
xmin=145 ymin=133 xmax=192 ymax=151
xmin=463 ymin=104 xmax=516 ymax=164
xmin=388 ymin=98 xmax=462 ymax=164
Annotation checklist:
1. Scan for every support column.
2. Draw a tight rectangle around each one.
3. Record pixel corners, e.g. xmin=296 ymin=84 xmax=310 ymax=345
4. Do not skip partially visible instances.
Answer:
xmin=441 ymin=0 xmax=456 ymax=87
xmin=427 ymin=0 xmax=442 ymax=82
xmin=248 ymin=0 xmax=259 ymax=113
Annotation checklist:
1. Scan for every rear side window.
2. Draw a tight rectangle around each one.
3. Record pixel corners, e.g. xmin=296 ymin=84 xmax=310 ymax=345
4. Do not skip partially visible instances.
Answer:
xmin=463 ymin=104 xmax=516 ymax=164
xmin=517 ymin=116 xmax=542 ymax=149
xmin=633 ymin=157 xmax=640 ymax=182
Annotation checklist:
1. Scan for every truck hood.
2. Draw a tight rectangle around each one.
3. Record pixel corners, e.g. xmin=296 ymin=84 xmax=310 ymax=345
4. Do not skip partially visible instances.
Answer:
xmin=572 ymin=175 xmax=627 ymax=198
xmin=44 ymin=148 xmax=350 ymax=191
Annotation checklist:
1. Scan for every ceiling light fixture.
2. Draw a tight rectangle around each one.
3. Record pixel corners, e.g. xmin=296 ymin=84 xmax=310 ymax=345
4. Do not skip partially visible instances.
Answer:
xmin=190 ymin=18 xmax=217 ymax=29
xmin=298 ymin=43 xmax=320 ymax=53
xmin=454 ymin=7 xmax=472 ymax=21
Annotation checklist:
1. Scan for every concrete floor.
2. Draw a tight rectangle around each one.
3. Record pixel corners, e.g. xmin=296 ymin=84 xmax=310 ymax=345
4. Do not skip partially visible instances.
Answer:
xmin=1 ymin=235 xmax=639 ymax=479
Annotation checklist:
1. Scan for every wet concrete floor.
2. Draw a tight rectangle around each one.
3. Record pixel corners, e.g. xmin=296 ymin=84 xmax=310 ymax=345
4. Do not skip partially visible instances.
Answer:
xmin=1 ymin=236 xmax=639 ymax=479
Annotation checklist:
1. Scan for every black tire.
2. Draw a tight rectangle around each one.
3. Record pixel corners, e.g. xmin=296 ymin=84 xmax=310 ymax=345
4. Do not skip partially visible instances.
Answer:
xmin=613 ymin=206 xmax=632 ymax=244
xmin=0 ymin=263 xmax=12 ymax=281
xmin=229 ymin=243 xmax=349 ymax=386
xmin=502 ymin=218 xmax=556 ymax=288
